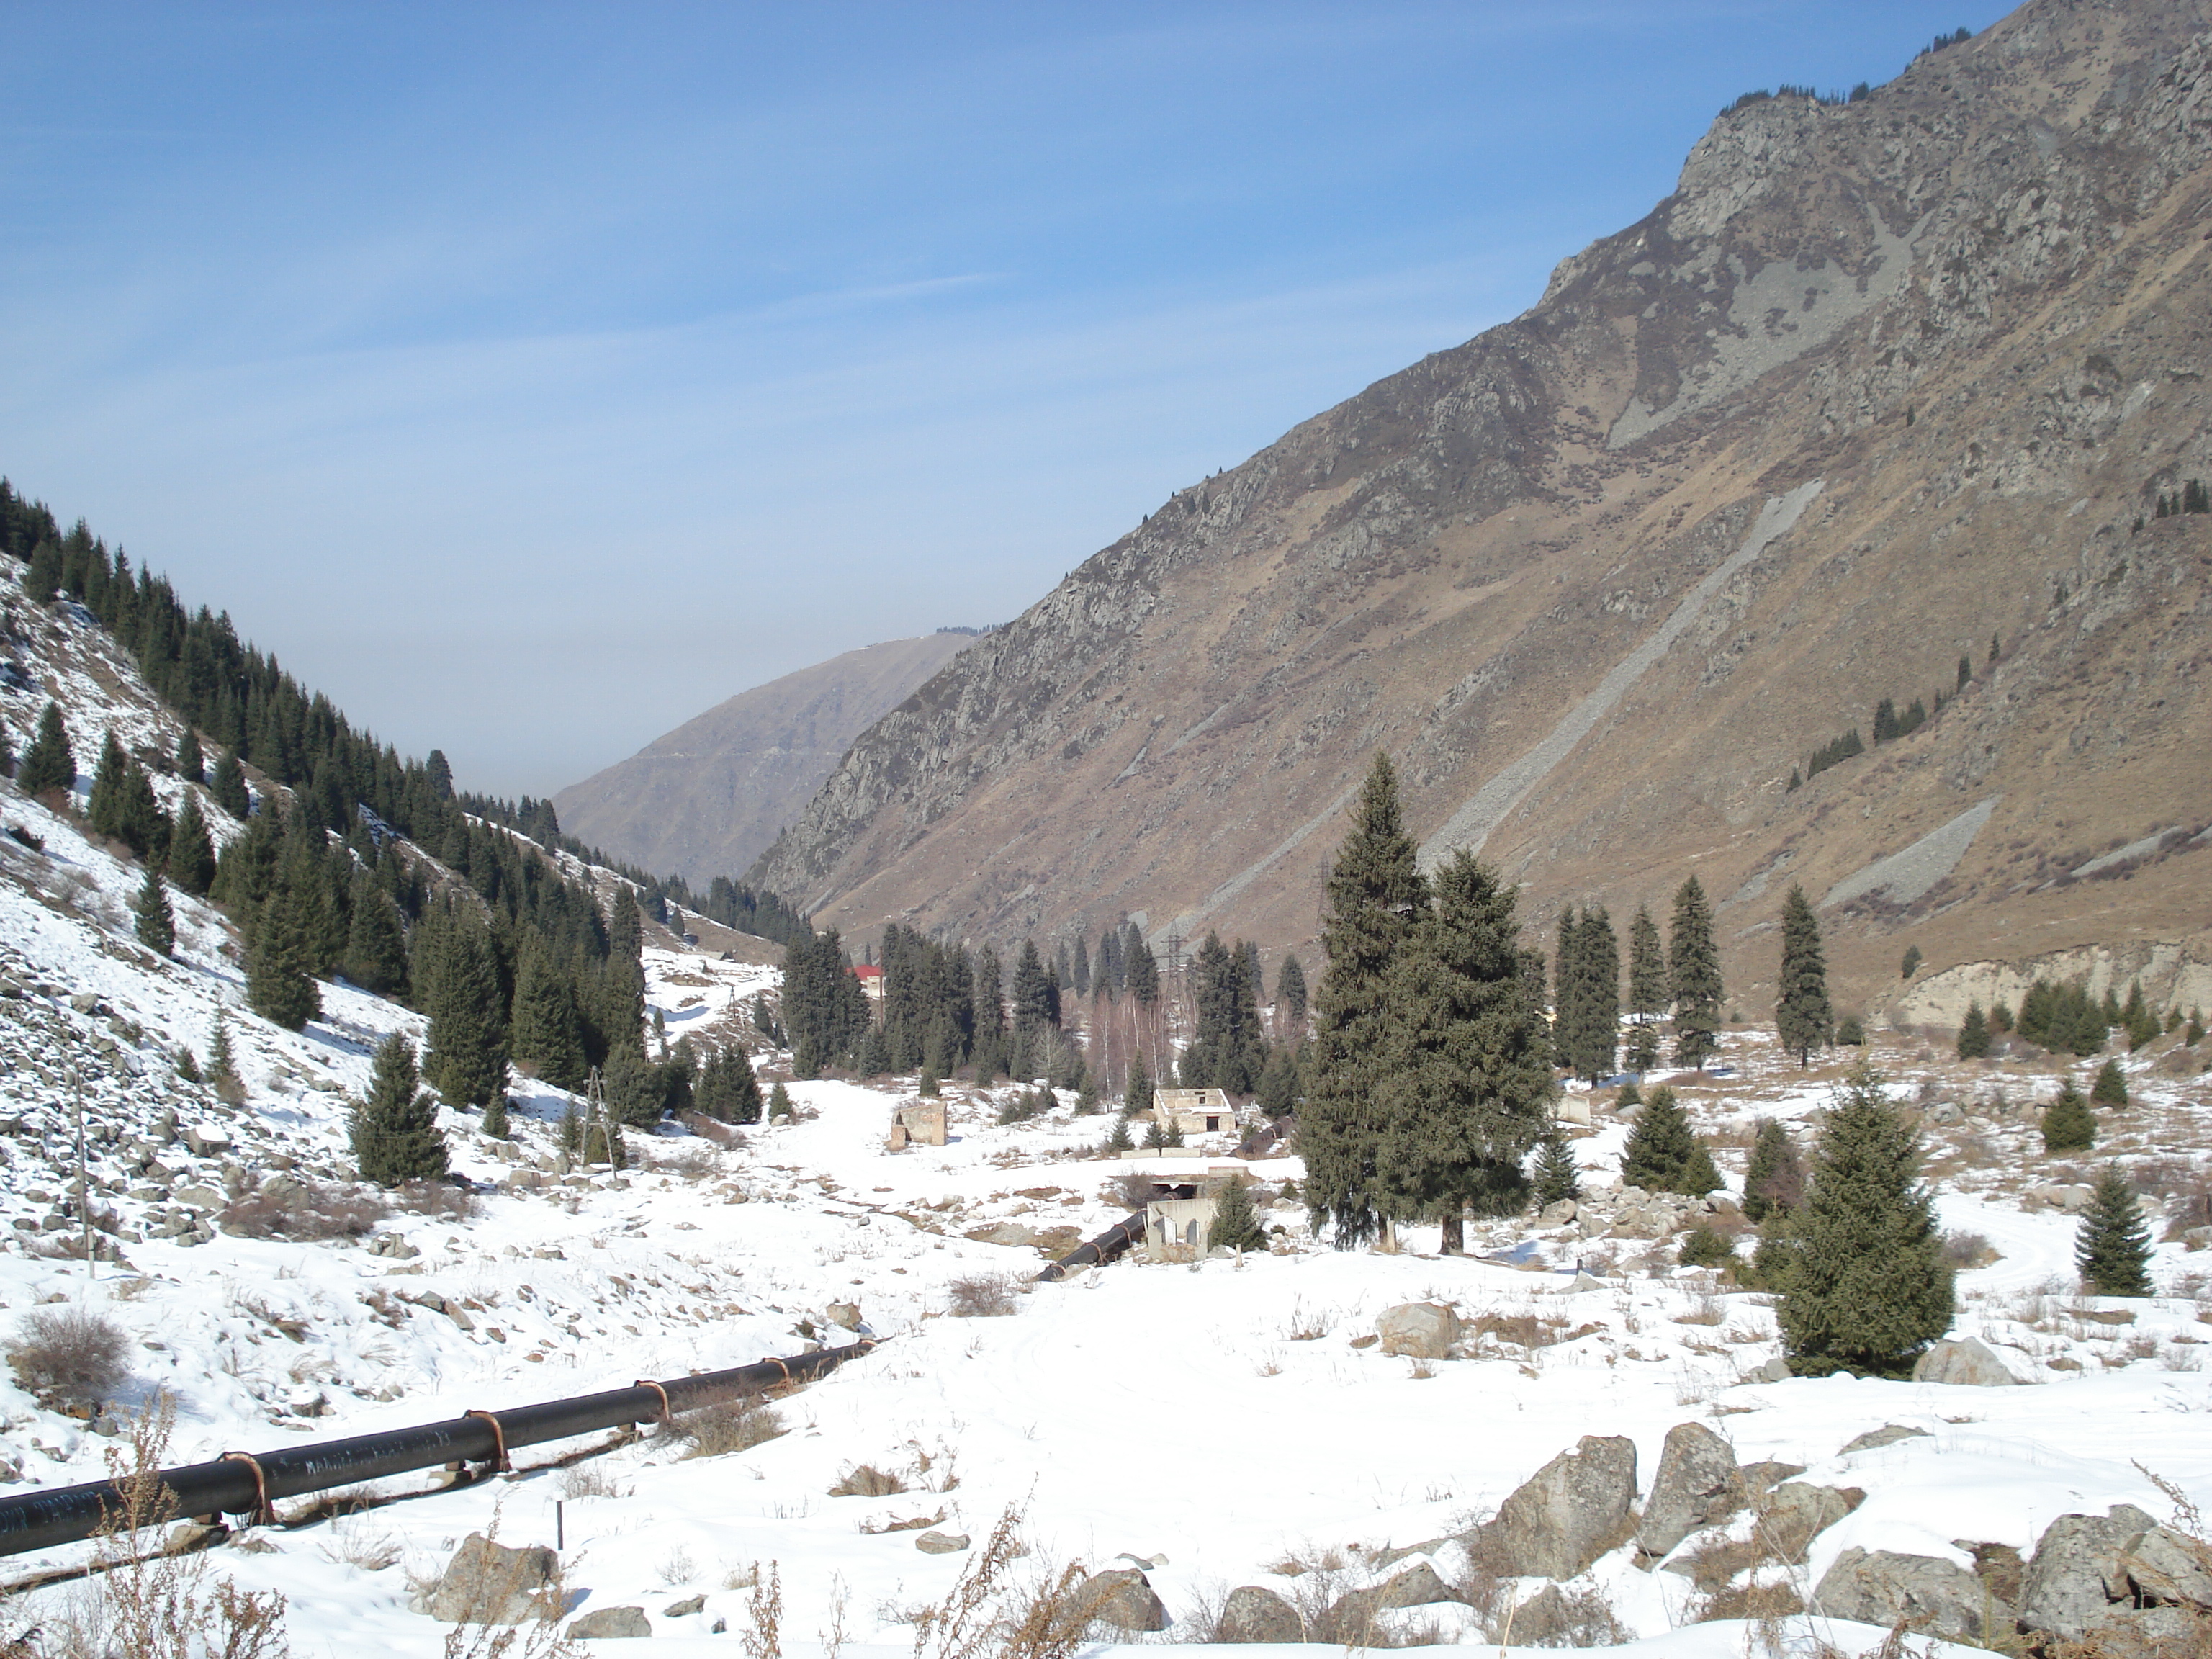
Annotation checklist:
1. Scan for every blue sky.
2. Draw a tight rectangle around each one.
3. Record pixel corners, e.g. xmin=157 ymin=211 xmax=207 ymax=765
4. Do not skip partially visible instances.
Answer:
xmin=1 ymin=1 xmax=2011 ymax=803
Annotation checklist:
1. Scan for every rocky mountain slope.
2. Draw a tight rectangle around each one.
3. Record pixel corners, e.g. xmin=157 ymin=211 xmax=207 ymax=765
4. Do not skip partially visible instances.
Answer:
xmin=554 ymin=631 xmax=976 ymax=886
xmin=750 ymin=0 xmax=2212 ymax=1024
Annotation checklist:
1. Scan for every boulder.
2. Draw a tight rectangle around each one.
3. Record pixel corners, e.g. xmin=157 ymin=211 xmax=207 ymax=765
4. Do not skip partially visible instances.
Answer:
xmin=1761 ymin=1483 xmax=1861 ymax=1562
xmin=1737 ymin=1460 xmax=1807 ymax=1498
xmin=1912 ymin=1337 xmax=2020 ymax=1386
xmin=2020 ymin=1505 xmax=2161 ymax=1642
xmin=2115 ymin=1521 xmax=2212 ymax=1611
xmin=1538 ymin=1200 xmax=1578 ymax=1226
xmin=1376 ymin=1303 xmax=1460 ymax=1359
xmin=1840 ymin=1424 xmax=1929 ymax=1455
xmin=1073 ymin=1568 xmax=1169 ymax=1632
xmin=662 ymin=1596 xmax=706 ymax=1619
xmin=1215 ymin=1586 xmax=1302 ymax=1643
xmin=914 ymin=1531 xmax=970 ymax=1555
xmin=1469 ymin=1435 xmax=1637 ymax=1581
xmin=1635 ymin=1421 xmax=1741 ymax=1560
xmin=824 ymin=1301 xmax=862 ymax=1331
xmin=1502 ymin=1584 xmax=1582 ymax=1647
xmin=1331 ymin=1560 xmax=1459 ymax=1629
xmin=1812 ymin=1547 xmax=2009 ymax=1643
xmin=180 ymin=1124 xmax=231 ymax=1156
xmin=568 ymin=1605 xmax=652 ymax=1639
xmin=417 ymin=1533 xmax=561 ymax=1624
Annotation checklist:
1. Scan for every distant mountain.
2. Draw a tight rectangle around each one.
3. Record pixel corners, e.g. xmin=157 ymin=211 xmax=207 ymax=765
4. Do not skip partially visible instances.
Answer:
xmin=752 ymin=0 xmax=2212 ymax=1017
xmin=552 ymin=633 xmax=978 ymax=885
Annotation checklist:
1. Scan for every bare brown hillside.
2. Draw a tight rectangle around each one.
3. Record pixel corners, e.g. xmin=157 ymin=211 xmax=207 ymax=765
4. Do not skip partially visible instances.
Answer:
xmin=750 ymin=0 xmax=2212 ymax=1025
xmin=552 ymin=631 xmax=975 ymax=884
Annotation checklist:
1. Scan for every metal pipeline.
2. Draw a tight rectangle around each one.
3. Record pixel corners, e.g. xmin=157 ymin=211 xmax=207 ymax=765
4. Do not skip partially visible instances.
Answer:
xmin=1033 ymin=1211 xmax=1146 ymax=1282
xmin=0 ymin=1339 xmax=874 ymax=1561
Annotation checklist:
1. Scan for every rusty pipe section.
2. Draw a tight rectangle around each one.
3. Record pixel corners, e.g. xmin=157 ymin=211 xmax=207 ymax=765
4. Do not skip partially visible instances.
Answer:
xmin=0 ymin=1339 xmax=874 ymax=1560
xmin=1033 ymin=1211 xmax=1146 ymax=1282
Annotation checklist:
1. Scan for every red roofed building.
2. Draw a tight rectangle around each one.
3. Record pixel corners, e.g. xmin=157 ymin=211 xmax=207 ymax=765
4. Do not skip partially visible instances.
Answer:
xmin=850 ymin=962 xmax=884 ymax=1007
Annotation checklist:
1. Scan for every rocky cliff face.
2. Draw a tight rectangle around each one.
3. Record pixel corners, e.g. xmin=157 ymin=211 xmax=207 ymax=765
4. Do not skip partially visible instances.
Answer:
xmin=552 ymin=631 xmax=974 ymax=884
xmin=752 ymin=0 xmax=2212 ymax=1015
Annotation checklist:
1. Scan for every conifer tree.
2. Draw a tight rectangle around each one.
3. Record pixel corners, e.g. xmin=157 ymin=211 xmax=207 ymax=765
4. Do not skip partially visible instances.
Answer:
xmin=1301 ymin=752 xmax=1427 ymax=1247
xmin=2042 ymin=1079 xmax=2096 ymax=1152
xmin=1775 ymin=1064 xmax=1953 ymax=1377
xmin=1011 ymin=939 xmax=1054 ymax=1034
xmin=14 ymin=701 xmax=73 ymax=798
xmin=86 ymin=731 xmax=127 ymax=840
xmin=1254 ymin=1042 xmax=1301 ymax=1116
xmin=209 ymin=747 xmax=250 ymax=819
xmin=1561 ymin=907 xmax=1619 ymax=1082
xmin=1742 ymin=1118 xmax=1804 ymax=1222
xmin=165 ymin=790 xmax=217 ymax=896
xmin=1103 ymin=1113 xmax=1134 ymax=1155
xmin=1071 ymin=934 xmax=1090 ymax=999
xmin=1627 ymin=902 xmax=1666 ymax=1023
xmin=423 ymin=913 xmax=507 ymax=1107
xmin=174 ymin=727 xmax=204 ymax=783
xmin=1551 ymin=904 xmax=1579 ymax=1066
xmin=1532 ymin=1134 xmax=1581 ymax=1206
xmin=1072 ymin=1073 xmax=1097 ymax=1114
xmin=1125 ymin=1054 xmax=1154 ymax=1118
xmin=2074 ymin=1164 xmax=2152 ymax=1297
xmin=768 ymin=1081 xmax=793 ymax=1120
xmin=603 ymin=1041 xmax=662 ymax=1128
xmin=246 ymin=882 xmax=321 ymax=1030
xmin=341 ymin=875 xmax=409 ymax=998
xmin=1775 ymin=885 xmax=1833 ymax=1068
xmin=508 ymin=938 xmax=586 ymax=1089
xmin=1125 ymin=930 xmax=1160 ymax=1006
xmin=2090 ymin=1058 xmax=2128 ymax=1108
xmin=132 ymin=867 xmax=174 ymax=958
xmin=1620 ymin=1085 xmax=1722 ymax=1195
xmin=204 ymin=1012 xmax=243 ymax=1101
xmin=116 ymin=757 xmax=167 ymax=862
xmin=1277 ymin=953 xmax=1308 ymax=1032
xmin=1955 ymin=1000 xmax=1990 ymax=1061
xmin=1668 ymin=876 xmax=1723 ymax=1069
xmin=481 ymin=1088 xmax=511 ymax=1139
xmin=351 ymin=1033 xmax=449 ymax=1186
xmin=1207 ymin=1176 xmax=1267 ymax=1252
xmin=1142 ymin=1112 xmax=1168 ymax=1150
xmin=1372 ymin=850 xmax=1555 ymax=1249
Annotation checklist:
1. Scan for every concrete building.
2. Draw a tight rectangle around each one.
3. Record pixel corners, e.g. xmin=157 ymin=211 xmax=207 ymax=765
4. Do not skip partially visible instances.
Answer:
xmin=1152 ymin=1087 xmax=1237 ymax=1136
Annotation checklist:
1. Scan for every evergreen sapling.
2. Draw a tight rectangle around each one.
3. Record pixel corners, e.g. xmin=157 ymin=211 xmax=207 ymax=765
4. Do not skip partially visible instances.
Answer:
xmin=2074 ymin=1164 xmax=2153 ymax=1297
xmin=132 ymin=867 xmax=174 ymax=958
xmin=1620 ymin=1086 xmax=1722 ymax=1196
xmin=1532 ymin=1134 xmax=1581 ymax=1206
xmin=1742 ymin=1118 xmax=1804 ymax=1222
xmin=1206 ymin=1177 xmax=1267 ymax=1253
xmin=351 ymin=1033 xmax=449 ymax=1186
xmin=1955 ymin=1001 xmax=1990 ymax=1061
xmin=2090 ymin=1059 xmax=2128 ymax=1109
xmin=2042 ymin=1080 xmax=2096 ymax=1153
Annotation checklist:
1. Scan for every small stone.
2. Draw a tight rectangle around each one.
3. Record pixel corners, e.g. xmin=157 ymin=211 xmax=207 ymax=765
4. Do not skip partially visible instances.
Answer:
xmin=1074 ymin=1568 xmax=1169 ymax=1632
xmin=568 ymin=1605 xmax=652 ymax=1639
xmin=1912 ymin=1337 xmax=2020 ymax=1386
xmin=1215 ymin=1586 xmax=1301 ymax=1643
xmin=418 ymin=1533 xmax=561 ymax=1624
xmin=915 ymin=1531 xmax=970 ymax=1554
xmin=825 ymin=1301 xmax=862 ymax=1331
xmin=661 ymin=1595 xmax=706 ymax=1618
xmin=1840 ymin=1424 xmax=1930 ymax=1455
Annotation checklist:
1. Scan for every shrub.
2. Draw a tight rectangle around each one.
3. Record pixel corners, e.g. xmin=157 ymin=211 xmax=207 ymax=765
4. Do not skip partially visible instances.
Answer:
xmin=1834 ymin=1014 xmax=1866 ymax=1046
xmin=219 ymin=1182 xmax=389 ymax=1241
xmin=828 ymin=1462 xmax=907 ymax=1498
xmin=945 ymin=1274 xmax=1019 ymax=1318
xmin=1677 ymin=1223 xmax=1737 ymax=1269
xmin=7 ymin=1305 xmax=132 ymax=1406
xmin=675 ymin=1395 xmax=785 ymax=1459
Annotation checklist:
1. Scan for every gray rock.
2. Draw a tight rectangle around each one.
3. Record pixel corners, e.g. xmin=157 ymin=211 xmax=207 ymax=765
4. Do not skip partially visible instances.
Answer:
xmin=661 ymin=1596 xmax=706 ymax=1618
xmin=914 ymin=1531 xmax=970 ymax=1555
xmin=1636 ymin=1421 xmax=1741 ymax=1560
xmin=1840 ymin=1424 xmax=1929 ymax=1455
xmin=568 ymin=1605 xmax=652 ymax=1639
xmin=2115 ymin=1522 xmax=2212 ymax=1611
xmin=1738 ymin=1460 xmax=1806 ymax=1498
xmin=1761 ymin=1483 xmax=1861 ymax=1562
xmin=825 ymin=1301 xmax=862 ymax=1331
xmin=1215 ymin=1586 xmax=1302 ymax=1643
xmin=418 ymin=1532 xmax=560 ymax=1624
xmin=1376 ymin=1303 xmax=1460 ymax=1359
xmin=1537 ymin=1200 xmax=1578 ymax=1225
xmin=2020 ymin=1504 xmax=2159 ymax=1642
xmin=1501 ymin=1583 xmax=1575 ymax=1646
xmin=1469 ymin=1434 xmax=1637 ymax=1581
xmin=1073 ymin=1568 xmax=1169 ymax=1632
xmin=180 ymin=1124 xmax=230 ymax=1156
xmin=1812 ymin=1546 xmax=2010 ymax=1643
xmin=1912 ymin=1336 xmax=2020 ymax=1386
xmin=1748 ymin=1356 xmax=1791 ymax=1383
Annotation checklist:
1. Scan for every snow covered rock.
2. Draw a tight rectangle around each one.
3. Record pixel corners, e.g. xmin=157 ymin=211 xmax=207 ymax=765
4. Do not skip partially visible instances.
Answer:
xmin=2020 ymin=1504 xmax=2162 ymax=1643
xmin=1840 ymin=1424 xmax=1928 ymax=1455
xmin=1913 ymin=1337 xmax=2021 ymax=1385
xmin=1375 ymin=1302 xmax=1459 ymax=1358
xmin=1635 ymin=1421 xmax=1741 ymax=1560
xmin=914 ymin=1531 xmax=968 ymax=1554
xmin=1074 ymin=1568 xmax=1169 ymax=1632
xmin=1331 ymin=1560 xmax=1460 ymax=1631
xmin=568 ymin=1605 xmax=651 ymax=1638
xmin=1215 ymin=1586 xmax=1301 ymax=1642
xmin=1812 ymin=1546 xmax=2010 ymax=1643
xmin=415 ymin=1532 xmax=562 ymax=1624
xmin=1761 ymin=1481 xmax=1860 ymax=1560
xmin=1468 ymin=1434 xmax=1637 ymax=1581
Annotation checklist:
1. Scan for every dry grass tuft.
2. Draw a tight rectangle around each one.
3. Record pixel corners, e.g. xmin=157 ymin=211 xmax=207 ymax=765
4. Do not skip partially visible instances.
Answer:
xmin=675 ymin=1395 xmax=786 ymax=1460
xmin=945 ymin=1274 xmax=1020 ymax=1318
xmin=827 ymin=1463 xmax=908 ymax=1498
xmin=6 ymin=1305 xmax=132 ymax=1407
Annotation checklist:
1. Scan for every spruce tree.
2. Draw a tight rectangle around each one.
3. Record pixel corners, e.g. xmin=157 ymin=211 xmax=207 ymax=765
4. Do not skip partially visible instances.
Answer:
xmin=1955 ymin=1000 xmax=1990 ymax=1061
xmin=1774 ymin=885 xmax=1833 ymax=1068
xmin=1551 ymin=904 xmax=1580 ymax=1068
xmin=1207 ymin=1176 xmax=1267 ymax=1252
xmin=1532 ymin=1134 xmax=1581 ymax=1205
xmin=1563 ymin=907 xmax=1619 ymax=1082
xmin=1372 ymin=850 xmax=1555 ymax=1249
xmin=1125 ymin=1055 xmax=1154 ymax=1118
xmin=2042 ymin=1079 xmax=2096 ymax=1153
xmin=14 ymin=701 xmax=73 ymax=798
xmin=1742 ymin=1117 xmax=1804 ymax=1222
xmin=1620 ymin=1086 xmax=1722 ymax=1195
xmin=1142 ymin=1112 xmax=1169 ymax=1150
xmin=481 ymin=1089 xmax=511 ymax=1139
xmin=166 ymin=791 xmax=217 ymax=896
xmin=508 ymin=938 xmax=586 ymax=1089
xmin=246 ymin=883 xmax=320 ymax=1030
xmin=1103 ymin=1113 xmax=1134 ymax=1155
xmin=1300 ymin=751 xmax=1427 ymax=1247
xmin=1277 ymin=953 xmax=1308 ymax=1031
xmin=209 ymin=747 xmax=250 ymax=819
xmin=341 ymin=876 xmax=410 ymax=998
xmin=116 ymin=758 xmax=167 ymax=862
xmin=423 ymin=914 xmax=507 ymax=1107
xmin=85 ymin=730 xmax=127 ymax=840
xmin=768 ymin=1081 xmax=793 ymax=1120
xmin=1626 ymin=902 xmax=1666 ymax=1066
xmin=603 ymin=1041 xmax=662 ymax=1128
xmin=2090 ymin=1058 xmax=2128 ymax=1109
xmin=2074 ymin=1164 xmax=2153 ymax=1297
xmin=1254 ymin=1042 xmax=1300 ymax=1116
xmin=351 ymin=1033 xmax=449 ymax=1186
xmin=174 ymin=727 xmax=204 ymax=783
xmin=1668 ymin=876 xmax=1723 ymax=1069
xmin=132 ymin=867 xmax=174 ymax=958
xmin=204 ymin=1011 xmax=243 ymax=1100
xmin=1776 ymin=1064 xmax=1953 ymax=1377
